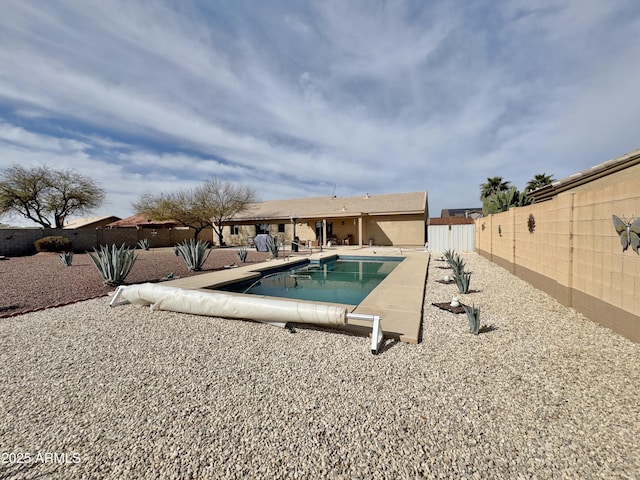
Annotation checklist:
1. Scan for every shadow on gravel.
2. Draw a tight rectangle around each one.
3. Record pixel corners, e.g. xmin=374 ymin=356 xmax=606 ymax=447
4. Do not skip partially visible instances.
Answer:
xmin=479 ymin=324 xmax=499 ymax=334
xmin=378 ymin=337 xmax=401 ymax=353
xmin=0 ymin=305 xmax=22 ymax=312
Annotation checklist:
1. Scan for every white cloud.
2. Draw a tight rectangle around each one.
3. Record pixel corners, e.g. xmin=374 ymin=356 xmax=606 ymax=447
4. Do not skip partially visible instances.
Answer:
xmin=0 ymin=122 xmax=88 ymax=153
xmin=0 ymin=0 xmax=639 ymax=220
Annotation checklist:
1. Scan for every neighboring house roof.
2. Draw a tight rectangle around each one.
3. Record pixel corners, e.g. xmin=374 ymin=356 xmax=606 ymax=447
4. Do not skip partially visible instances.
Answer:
xmin=529 ymin=148 xmax=640 ymax=202
xmin=63 ymin=215 xmax=121 ymax=229
xmin=232 ymin=192 xmax=428 ymax=222
xmin=429 ymin=217 xmax=475 ymax=225
xmin=105 ymin=214 xmax=178 ymax=228
xmin=440 ymin=208 xmax=483 ymax=218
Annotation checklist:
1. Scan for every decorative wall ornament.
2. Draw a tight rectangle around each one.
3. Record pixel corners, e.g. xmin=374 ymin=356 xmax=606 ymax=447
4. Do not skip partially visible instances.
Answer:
xmin=498 ymin=225 xmax=502 ymax=237
xmin=527 ymin=214 xmax=536 ymax=233
xmin=612 ymin=215 xmax=640 ymax=254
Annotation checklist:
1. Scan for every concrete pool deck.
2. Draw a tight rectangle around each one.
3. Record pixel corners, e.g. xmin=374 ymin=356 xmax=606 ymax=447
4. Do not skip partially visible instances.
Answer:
xmin=162 ymin=246 xmax=429 ymax=344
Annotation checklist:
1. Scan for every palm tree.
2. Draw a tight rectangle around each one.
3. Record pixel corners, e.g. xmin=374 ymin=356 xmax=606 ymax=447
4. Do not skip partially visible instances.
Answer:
xmin=525 ymin=173 xmax=555 ymax=193
xmin=480 ymin=176 xmax=511 ymax=200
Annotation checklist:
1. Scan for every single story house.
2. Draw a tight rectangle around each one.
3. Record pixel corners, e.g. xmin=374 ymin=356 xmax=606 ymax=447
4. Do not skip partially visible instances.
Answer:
xmin=439 ymin=208 xmax=483 ymax=219
xmin=105 ymin=214 xmax=179 ymax=229
xmin=223 ymin=191 xmax=428 ymax=247
xmin=63 ymin=215 xmax=121 ymax=229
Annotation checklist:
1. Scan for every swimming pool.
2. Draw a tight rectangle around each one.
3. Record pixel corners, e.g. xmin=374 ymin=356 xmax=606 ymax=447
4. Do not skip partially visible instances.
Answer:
xmin=213 ymin=256 xmax=403 ymax=305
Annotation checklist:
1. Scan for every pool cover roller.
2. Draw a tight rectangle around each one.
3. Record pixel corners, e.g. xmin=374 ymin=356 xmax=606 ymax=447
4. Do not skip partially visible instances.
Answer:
xmin=110 ymin=283 xmax=384 ymax=354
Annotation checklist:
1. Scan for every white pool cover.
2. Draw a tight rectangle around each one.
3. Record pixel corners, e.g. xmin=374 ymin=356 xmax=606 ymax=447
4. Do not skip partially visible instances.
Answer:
xmin=110 ymin=283 xmax=384 ymax=353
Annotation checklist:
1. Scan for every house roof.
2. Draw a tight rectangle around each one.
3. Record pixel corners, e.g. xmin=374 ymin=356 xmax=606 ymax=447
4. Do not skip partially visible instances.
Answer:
xmin=63 ymin=215 xmax=121 ymax=229
xmin=440 ymin=208 xmax=482 ymax=218
xmin=429 ymin=217 xmax=475 ymax=225
xmin=529 ymin=148 xmax=640 ymax=202
xmin=233 ymin=191 xmax=428 ymax=221
xmin=105 ymin=214 xmax=178 ymax=228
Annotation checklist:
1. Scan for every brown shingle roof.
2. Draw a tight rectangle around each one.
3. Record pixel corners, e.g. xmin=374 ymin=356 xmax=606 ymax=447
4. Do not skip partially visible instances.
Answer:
xmin=63 ymin=215 xmax=121 ymax=229
xmin=105 ymin=214 xmax=177 ymax=228
xmin=429 ymin=217 xmax=475 ymax=225
xmin=234 ymin=191 xmax=428 ymax=221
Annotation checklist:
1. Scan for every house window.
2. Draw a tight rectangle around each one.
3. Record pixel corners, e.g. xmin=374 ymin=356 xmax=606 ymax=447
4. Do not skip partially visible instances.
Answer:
xmin=278 ymin=223 xmax=286 ymax=233
xmin=231 ymin=225 xmax=239 ymax=235
xmin=255 ymin=224 xmax=270 ymax=235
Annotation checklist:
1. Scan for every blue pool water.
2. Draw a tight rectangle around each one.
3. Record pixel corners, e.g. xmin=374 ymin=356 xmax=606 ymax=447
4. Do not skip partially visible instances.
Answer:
xmin=215 ymin=256 xmax=403 ymax=305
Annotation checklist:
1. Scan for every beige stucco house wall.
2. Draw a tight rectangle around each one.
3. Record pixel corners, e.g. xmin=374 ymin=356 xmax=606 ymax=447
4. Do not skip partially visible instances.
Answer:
xmin=223 ymin=191 xmax=428 ymax=247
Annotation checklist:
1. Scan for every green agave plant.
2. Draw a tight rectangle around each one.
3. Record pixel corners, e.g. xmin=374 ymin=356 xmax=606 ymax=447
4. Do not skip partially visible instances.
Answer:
xmin=266 ymin=236 xmax=279 ymax=258
xmin=236 ymin=247 xmax=248 ymax=263
xmin=88 ymin=244 xmax=138 ymax=286
xmin=450 ymin=255 xmax=466 ymax=277
xmin=175 ymin=239 xmax=212 ymax=271
xmin=453 ymin=271 xmax=472 ymax=294
xmin=442 ymin=249 xmax=455 ymax=263
xmin=462 ymin=303 xmax=481 ymax=335
xmin=137 ymin=238 xmax=150 ymax=250
xmin=59 ymin=251 xmax=74 ymax=267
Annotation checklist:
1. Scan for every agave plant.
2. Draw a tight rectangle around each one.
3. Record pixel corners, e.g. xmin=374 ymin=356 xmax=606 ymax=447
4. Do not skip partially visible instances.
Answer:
xmin=175 ymin=239 xmax=212 ymax=271
xmin=236 ymin=247 xmax=248 ymax=263
xmin=449 ymin=254 xmax=466 ymax=277
xmin=463 ymin=303 xmax=481 ymax=335
xmin=59 ymin=251 xmax=74 ymax=266
xmin=453 ymin=271 xmax=472 ymax=294
xmin=442 ymin=249 xmax=455 ymax=263
xmin=137 ymin=238 xmax=150 ymax=250
xmin=88 ymin=244 xmax=138 ymax=286
xmin=266 ymin=236 xmax=279 ymax=258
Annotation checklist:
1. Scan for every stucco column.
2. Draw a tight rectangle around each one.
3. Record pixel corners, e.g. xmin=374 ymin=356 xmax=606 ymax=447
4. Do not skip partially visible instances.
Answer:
xmin=358 ymin=216 xmax=363 ymax=246
xmin=322 ymin=219 xmax=327 ymax=246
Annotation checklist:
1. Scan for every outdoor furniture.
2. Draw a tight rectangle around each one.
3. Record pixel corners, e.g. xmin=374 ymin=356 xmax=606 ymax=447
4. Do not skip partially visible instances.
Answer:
xmin=253 ymin=234 xmax=271 ymax=252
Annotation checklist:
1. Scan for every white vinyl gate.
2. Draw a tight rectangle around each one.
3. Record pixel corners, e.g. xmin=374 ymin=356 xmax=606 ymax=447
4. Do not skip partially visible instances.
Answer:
xmin=428 ymin=224 xmax=476 ymax=253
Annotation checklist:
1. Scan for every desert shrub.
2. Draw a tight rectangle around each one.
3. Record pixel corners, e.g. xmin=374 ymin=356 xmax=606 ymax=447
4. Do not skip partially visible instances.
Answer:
xmin=34 ymin=236 xmax=72 ymax=253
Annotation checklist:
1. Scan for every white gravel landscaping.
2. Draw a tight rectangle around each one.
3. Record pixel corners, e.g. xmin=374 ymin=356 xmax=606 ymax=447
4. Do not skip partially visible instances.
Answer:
xmin=1 ymin=252 xmax=638 ymax=479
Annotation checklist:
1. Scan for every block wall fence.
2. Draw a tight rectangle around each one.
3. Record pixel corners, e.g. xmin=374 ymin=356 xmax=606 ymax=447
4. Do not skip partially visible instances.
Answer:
xmin=475 ymin=177 xmax=640 ymax=343
xmin=0 ymin=228 xmax=213 ymax=257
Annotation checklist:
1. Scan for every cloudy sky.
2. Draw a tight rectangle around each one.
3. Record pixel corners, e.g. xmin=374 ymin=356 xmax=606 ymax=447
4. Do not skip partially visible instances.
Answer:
xmin=1 ymin=0 xmax=639 ymax=225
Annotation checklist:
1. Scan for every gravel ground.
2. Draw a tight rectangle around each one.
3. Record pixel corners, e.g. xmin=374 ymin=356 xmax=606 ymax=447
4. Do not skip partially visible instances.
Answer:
xmin=0 ymin=252 xmax=638 ymax=479
xmin=0 ymin=248 xmax=271 ymax=317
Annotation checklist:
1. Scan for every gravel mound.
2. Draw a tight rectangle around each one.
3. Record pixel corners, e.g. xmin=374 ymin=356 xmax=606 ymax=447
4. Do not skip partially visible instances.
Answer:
xmin=1 ymin=252 xmax=638 ymax=479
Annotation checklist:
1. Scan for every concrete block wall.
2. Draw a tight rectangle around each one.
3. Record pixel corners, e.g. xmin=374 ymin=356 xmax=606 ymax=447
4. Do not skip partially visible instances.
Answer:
xmin=476 ymin=177 xmax=640 ymax=342
xmin=0 ymin=227 xmax=212 ymax=256
xmin=0 ymin=229 xmax=44 ymax=257
xmin=488 ymin=209 xmax=516 ymax=268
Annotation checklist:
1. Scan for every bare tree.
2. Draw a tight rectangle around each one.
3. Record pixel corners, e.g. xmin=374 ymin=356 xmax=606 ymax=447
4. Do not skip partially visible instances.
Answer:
xmin=134 ymin=178 xmax=258 ymax=244
xmin=0 ymin=165 xmax=106 ymax=228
